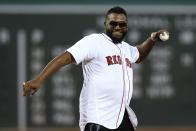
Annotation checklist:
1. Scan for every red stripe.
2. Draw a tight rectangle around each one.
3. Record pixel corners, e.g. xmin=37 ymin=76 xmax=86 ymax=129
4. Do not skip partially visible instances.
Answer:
xmin=116 ymin=46 xmax=126 ymax=128
xmin=116 ymin=88 xmax=124 ymax=127
xmin=125 ymin=64 xmax=131 ymax=103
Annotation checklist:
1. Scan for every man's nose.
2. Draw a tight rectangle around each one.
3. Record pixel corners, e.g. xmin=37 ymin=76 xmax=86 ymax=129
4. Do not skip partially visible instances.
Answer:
xmin=114 ymin=25 xmax=121 ymax=30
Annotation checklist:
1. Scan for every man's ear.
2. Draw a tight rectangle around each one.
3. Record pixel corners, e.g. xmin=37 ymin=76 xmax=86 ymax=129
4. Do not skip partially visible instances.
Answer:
xmin=104 ymin=21 xmax=106 ymax=26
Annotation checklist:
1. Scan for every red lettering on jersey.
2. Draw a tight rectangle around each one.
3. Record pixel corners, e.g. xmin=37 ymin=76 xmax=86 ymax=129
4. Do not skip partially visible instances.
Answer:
xmin=106 ymin=56 xmax=113 ymax=65
xmin=106 ymin=55 xmax=132 ymax=68
xmin=112 ymin=55 xmax=118 ymax=64
xmin=117 ymin=55 xmax=122 ymax=64
xmin=125 ymin=58 xmax=132 ymax=68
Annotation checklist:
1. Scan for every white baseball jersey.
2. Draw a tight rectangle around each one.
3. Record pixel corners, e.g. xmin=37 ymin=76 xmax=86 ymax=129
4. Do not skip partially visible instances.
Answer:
xmin=67 ymin=33 xmax=139 ymax=131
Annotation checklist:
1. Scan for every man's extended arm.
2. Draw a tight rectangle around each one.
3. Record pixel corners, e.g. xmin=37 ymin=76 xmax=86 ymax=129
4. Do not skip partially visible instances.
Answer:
xmin=136 ymin=29 xmax=169 ymax=63
xmin=23 ymin=51 xmax=75 ymax=96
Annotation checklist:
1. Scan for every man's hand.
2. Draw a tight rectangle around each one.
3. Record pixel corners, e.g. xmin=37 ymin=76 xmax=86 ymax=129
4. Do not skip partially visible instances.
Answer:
xmin=22 ymin=80 xmax=41 ymax=96
xmin=150 ymin=29 xmax=169 ymax=42
xmin=136 ymin=29 xmax=170 ymax=63
xmin=22 ymin=51 xmax=75 ymax=96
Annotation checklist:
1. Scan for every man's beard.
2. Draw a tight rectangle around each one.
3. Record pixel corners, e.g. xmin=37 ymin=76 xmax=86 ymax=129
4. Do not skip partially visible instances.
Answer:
xmin=106 ymin=30 xmax=127 ymax=43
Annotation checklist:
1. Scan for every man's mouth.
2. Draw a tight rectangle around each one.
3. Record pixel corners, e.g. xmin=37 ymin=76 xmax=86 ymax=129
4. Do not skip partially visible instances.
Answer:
xmin=112 ymin=31 xmax=123 ymax=38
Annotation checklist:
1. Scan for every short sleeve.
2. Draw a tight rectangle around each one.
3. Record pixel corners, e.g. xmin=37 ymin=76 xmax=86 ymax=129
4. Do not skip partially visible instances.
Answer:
xmin=67 ymin=35 xmax=95 ymax=64
xmin=130 ymin=46 xmax=140 ymax=63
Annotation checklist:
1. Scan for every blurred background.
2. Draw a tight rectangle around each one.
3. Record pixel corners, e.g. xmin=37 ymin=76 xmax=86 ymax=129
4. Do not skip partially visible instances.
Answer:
xmin=0 ymin=0 xmax=196 ymax=131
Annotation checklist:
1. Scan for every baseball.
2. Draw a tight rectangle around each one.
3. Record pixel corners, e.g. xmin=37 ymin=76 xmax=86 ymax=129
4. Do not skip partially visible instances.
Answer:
xmin=159 ymin=31 xmax=169 ymax=41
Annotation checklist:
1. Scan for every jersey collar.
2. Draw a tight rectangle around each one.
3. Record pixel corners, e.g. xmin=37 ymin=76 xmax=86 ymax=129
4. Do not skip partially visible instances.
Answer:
xmin=101 ymin=33 xmax=123 ymax=45
xmin=101 ymin=33 xmax=112 ymax=41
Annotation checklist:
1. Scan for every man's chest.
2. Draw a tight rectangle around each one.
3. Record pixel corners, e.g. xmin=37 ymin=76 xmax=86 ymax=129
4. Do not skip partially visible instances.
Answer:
xmin=93 ymin=43 xmax=132 ymax=69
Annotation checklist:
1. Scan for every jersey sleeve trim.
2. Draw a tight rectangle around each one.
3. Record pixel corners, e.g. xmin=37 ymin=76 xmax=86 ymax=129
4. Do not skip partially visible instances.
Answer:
xmin=66 ymin=50 xmax=80 ymax=65
xmin=132 ymin=47 xmax=140 ymax=63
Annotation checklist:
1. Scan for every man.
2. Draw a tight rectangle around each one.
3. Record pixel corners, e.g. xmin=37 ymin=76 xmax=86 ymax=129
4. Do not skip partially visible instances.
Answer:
xmin=23 ymin=6 xmax=169 ymax=131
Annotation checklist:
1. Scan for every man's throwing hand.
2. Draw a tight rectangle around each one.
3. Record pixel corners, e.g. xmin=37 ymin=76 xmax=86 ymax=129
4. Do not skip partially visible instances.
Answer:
xmin=22 ymin=80 xmax=41 ymax=96
xmin=151 ymin=29 xmax=169 ymax=42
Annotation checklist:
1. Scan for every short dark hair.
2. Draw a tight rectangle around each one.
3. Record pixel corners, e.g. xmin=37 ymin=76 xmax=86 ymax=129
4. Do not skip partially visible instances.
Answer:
xmin=106 ymin=6 xmax=127 ymax=17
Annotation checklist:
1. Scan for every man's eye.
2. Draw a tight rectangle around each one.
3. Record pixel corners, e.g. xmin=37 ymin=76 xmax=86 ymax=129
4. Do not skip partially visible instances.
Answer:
xmin=109 ymin=21 xmax=127 ymax=28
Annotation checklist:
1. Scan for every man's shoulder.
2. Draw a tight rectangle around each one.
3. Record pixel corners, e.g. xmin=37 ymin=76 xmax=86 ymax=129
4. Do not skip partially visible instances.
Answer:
xmin=84 ymin=33 xmax=102 ymax=39
xmin=122 ymin=41 xmax=135 ymax=47
xmin=76 ymin=33 xmax=103 ymax=47
xmin=79 ymin=33 xmax=104 ymax=44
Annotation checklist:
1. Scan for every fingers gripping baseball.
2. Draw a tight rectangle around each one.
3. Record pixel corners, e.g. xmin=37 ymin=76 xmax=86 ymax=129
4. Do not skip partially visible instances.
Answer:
xmin=22 ymin=80 xmax=40 ymax=96
xmin=151 ymin=29 xmax=169 ymax=42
